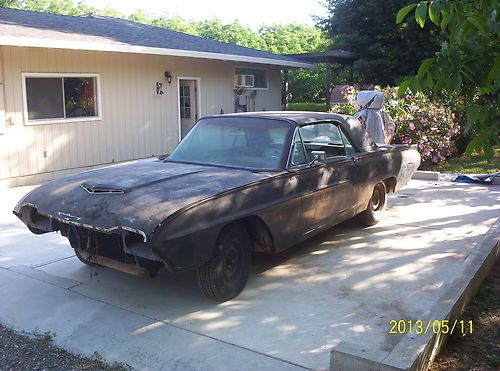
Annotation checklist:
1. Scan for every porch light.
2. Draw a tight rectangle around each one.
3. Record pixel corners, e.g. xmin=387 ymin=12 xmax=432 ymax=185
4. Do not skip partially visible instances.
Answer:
xmin=164 ymin=71 xmax=173 ymax=85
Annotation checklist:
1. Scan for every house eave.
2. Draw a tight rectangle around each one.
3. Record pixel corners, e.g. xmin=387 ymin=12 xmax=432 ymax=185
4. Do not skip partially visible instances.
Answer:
xmin=0 ymin=36 xmax=314 ymax=69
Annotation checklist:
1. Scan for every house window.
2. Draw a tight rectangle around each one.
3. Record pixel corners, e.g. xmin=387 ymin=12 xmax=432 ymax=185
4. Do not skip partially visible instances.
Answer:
xmin=22 ymin=73 xmax=100 ymax=124
xmin=179 ymin=85 xmax=191 ymax=119
xmin=234 ymin=67 xmax=267 ymax=89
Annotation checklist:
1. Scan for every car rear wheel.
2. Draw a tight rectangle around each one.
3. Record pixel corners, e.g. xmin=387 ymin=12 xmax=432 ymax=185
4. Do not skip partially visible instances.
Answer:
xmin=197 ymin=224 xmax=251 ymax=302
xmin=358 ymin=181 xmax=387 ymax=226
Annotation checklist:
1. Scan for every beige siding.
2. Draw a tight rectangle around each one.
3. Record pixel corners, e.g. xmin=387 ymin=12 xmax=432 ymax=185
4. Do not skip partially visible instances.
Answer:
xmin=0 ymin=46 xmax=283 ymax=184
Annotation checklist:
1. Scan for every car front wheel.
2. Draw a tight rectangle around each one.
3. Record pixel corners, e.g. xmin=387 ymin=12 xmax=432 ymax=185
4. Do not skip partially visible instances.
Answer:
xmin=197 ymin=224 xmax=251 ymax=302
xmin=358 ymin=181 xmax=387 ymax=226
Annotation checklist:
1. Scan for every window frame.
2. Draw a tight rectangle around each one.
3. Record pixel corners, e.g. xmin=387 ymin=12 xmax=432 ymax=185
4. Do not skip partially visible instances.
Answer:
xmin=179 ymin=85 xmax=191 ymax=119
xmin=286 ymin=121 xmax=359 ymax=169
xmin=233 ymin=66 xmax=269 ymax=90
xmin=22 ymin=72 xmax=102 ymax=125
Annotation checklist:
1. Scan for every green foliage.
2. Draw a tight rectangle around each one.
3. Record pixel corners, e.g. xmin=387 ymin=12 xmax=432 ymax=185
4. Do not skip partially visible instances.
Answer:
xmin=319 ymin=0 xmax=441 ymax=86
xmin=286 ymin=103 xmax=329 ymax=112
xmin=397 ymin=0 xmax=500 ymax=160
xmin=330 ymin=103 xmax=356 ymax=115
xmin=427 ymin=147 xmax=500 ymax=173
xmin=288 ymin=65 xmax=327 ymax=103
xmin=383 ymin=87 xmax=460 ymax=165
xmin=259 ymin=24 xmax=330 ymax=54
xmin=149 ymin=15 xmax=199 ymax=35
xmin=196 ymin=18 xmax=263 ymax=49
xmin=2 ymin=0 xmax=124 ymax=16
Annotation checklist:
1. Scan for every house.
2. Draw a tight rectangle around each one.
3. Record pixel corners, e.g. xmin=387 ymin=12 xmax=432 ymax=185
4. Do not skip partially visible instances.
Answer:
xmin=0 ymin=7 xmax=312 ymax=187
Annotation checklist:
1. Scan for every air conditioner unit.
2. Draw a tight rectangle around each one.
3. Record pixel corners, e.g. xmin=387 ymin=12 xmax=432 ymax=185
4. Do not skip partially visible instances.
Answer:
xmin=235 ymin=74 xmax=255 ymax=88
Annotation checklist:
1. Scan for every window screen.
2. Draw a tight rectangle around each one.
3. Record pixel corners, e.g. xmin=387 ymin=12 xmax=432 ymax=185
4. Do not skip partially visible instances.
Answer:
xmin=24 ymin=75 xmax=98 ymax=122
xmin=26 ymin=78 xmax=64 ymax=120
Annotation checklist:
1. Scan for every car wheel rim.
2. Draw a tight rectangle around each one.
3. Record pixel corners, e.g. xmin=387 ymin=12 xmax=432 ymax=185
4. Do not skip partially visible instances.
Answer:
xmin=372 ymin=186 xmax=384 ymax=212
xmin=223 ymin=242 xmax=240 ymax=279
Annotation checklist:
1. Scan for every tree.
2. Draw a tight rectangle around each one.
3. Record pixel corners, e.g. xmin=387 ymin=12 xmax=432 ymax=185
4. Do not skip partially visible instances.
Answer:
xmin=196 ymin=19 xmax=263 ymax=49
xmin=259 ymin=23 xmax=330 ymax=54
xmin=319 ymin=0 xmax=441 ymax=85
xmin=150 ymin=15 xmax=199 ymax=35
xmin=258 ymin=24 xmax=331 ymax=103
xmin=2 ymin=0 xmax=124 ymax=16
xmin=397 ymin=0 xmax=499 ymax=159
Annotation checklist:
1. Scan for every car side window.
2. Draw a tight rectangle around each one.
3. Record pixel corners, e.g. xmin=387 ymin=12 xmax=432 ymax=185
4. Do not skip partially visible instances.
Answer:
xmin=299 ymin=123 xmax=346 ymax=160
xmin=340 ymin=130 xmax=357 ymax=156
xmin=290 ymin=130 xmax=307 ymax=166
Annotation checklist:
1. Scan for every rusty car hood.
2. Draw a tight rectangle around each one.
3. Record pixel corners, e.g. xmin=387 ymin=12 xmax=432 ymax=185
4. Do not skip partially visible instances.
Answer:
xmin=14 ymin=158 xmax=273 ymax=239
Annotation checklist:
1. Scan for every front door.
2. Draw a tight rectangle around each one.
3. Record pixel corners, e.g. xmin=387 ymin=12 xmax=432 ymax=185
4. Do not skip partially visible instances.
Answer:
xmin=179 ymin=79 xmax=198 ymax=139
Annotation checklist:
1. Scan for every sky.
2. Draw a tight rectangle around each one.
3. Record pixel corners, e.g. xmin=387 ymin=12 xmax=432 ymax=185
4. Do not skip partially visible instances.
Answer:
xmin=82 ymin=0 xmax=328 ymax=29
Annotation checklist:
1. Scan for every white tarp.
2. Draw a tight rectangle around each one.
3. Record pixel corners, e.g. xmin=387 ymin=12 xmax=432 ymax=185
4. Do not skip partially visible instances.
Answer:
xmin=353 ymin=90 xmax=395 ymax=144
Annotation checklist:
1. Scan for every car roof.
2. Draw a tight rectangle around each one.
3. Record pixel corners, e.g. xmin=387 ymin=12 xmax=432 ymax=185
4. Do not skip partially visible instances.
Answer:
xmin=208 ymin=111 xmax=351 ymax=126
xmin=202 ymin=111 xmax=376 ymax=151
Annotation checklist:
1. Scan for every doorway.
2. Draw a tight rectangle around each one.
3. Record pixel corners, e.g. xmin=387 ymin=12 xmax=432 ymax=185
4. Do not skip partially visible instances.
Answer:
xmin=177 ymin=77 xmax=201 ymax=141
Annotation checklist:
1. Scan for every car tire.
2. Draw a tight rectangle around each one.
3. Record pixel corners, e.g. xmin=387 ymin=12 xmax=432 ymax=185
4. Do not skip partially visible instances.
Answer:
xmin=358 ymin=181 xmax=387 ymax=226
xmin=197 ymin=224 xmax=252 ymax=302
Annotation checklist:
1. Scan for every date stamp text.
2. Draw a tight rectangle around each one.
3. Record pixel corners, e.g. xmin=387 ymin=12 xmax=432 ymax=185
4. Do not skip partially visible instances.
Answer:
xmin=389 ymin=319 xmax=473 ymax=335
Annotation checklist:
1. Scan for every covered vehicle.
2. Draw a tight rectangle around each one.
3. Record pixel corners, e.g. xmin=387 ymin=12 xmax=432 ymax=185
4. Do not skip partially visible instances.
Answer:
xmin=14 ymin=112 xmax=420 ymax=301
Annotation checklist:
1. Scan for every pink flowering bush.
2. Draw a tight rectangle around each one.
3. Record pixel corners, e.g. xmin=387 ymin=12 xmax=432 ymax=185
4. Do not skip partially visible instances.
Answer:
xmin=298 ymin=86 xmax=464 ymax=165
xmin=382 ymin=87 xmax=460 ymax=165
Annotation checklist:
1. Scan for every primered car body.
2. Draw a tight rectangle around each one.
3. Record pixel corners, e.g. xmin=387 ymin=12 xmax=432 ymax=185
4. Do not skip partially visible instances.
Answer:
xmin=14 ymin=112 xmax=420 ymax=299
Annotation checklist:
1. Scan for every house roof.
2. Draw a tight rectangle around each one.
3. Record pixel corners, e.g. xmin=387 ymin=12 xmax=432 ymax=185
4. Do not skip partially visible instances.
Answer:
xmin=0 ymin=7 xmax=313 ymax=68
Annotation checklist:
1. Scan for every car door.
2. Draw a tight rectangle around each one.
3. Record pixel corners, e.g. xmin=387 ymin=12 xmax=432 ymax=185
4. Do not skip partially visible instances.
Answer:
xmin=289 ymin=122 xmax=359 ymax=236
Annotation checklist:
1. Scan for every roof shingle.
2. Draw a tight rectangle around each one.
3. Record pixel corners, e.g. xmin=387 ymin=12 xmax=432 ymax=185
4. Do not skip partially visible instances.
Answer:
xmin=0 ymin=7 xmax=312 ymax=68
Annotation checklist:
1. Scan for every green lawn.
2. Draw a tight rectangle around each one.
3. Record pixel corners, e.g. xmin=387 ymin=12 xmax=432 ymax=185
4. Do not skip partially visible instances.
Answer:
xmin=426 ymin=147 xmax=500 ymax=174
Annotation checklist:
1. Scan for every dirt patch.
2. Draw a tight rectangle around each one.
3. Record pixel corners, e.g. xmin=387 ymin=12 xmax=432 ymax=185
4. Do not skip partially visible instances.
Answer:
xmin=431 ymin=258 xmax=500 ymax=370
xmin=0 ymin=325 xmax=129 ymax=370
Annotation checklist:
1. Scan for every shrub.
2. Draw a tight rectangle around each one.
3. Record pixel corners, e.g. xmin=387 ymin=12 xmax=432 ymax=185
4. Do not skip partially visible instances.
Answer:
xmin=286 ymin=102 xmax=356 ymax=115
xmin=330 ymin=103 xmax=356 ymax=115
xmin=287 ymin=102 xmax=329 ymax=112
xmin=382 ymin=87 xmax=460 ymax=165
xmin=288 ymin=89 xmax=462 ymax=166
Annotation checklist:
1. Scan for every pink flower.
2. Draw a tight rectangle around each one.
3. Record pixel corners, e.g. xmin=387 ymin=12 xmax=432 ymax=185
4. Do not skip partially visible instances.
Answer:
xmin=409 ymin=123 xmax=415 ymax=131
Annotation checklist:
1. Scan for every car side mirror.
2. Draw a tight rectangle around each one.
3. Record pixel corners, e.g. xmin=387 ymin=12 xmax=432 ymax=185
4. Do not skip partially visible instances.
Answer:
xmin=311 ymin=151 xmax=326 ymax=161
xmin=308 ymin=150 xmax=326 ymax=167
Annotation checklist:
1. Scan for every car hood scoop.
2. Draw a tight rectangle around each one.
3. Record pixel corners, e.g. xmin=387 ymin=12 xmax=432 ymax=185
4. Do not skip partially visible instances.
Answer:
xmin=81 ymin=183 xmax=126 ymax=194
xmin=79 ymin=162 xmax=207 ymax=193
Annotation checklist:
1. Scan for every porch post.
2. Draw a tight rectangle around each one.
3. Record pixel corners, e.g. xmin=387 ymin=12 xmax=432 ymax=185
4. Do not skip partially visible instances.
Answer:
xmin=283 ymin=69 xmax=289 ymax=110
xmin=325 ymin=62 xmax=331 ymax=111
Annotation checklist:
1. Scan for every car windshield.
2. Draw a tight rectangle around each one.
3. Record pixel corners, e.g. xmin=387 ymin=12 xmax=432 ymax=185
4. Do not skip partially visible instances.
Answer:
xmin=167 ymin=117 xmax=293 ymax=171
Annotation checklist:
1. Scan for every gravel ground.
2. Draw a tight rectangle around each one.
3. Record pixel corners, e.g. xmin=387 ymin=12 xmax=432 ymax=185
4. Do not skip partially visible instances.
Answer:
xmin=432 ymin=258 xmax=500 ymax=370
xmin=0 ymin=326 xmax=129 ymax=371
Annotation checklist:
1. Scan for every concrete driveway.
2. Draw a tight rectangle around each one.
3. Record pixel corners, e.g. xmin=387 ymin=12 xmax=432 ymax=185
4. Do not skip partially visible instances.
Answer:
xmin=0 ymin=180 xmax=499 ymax=370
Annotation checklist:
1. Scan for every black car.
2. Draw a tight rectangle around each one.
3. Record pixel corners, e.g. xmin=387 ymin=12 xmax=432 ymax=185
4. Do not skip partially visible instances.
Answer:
xmin=14 ymin=112 xmax=420 ymax=301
